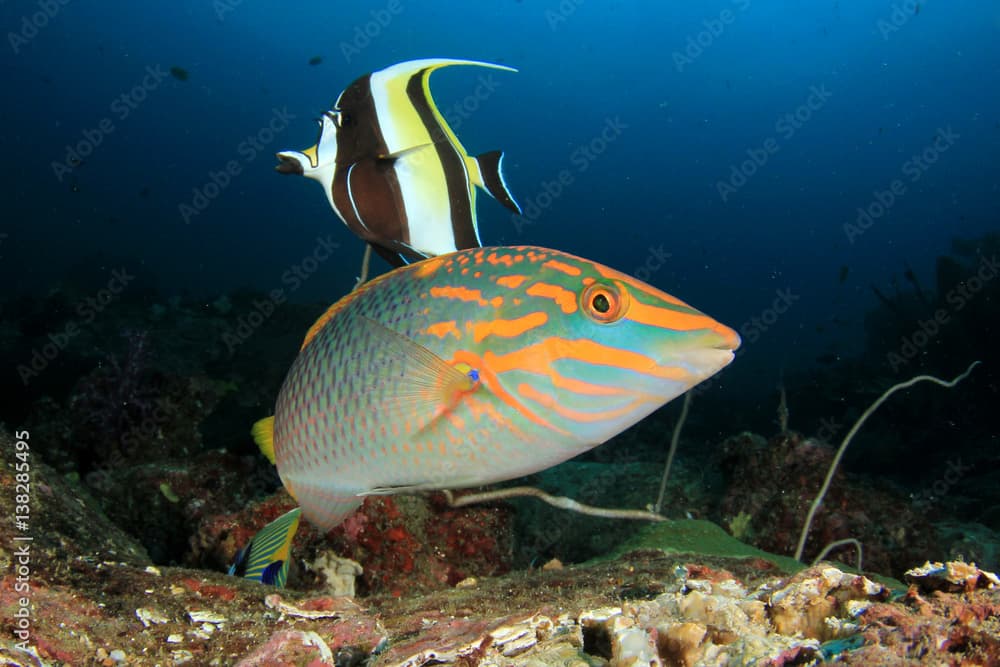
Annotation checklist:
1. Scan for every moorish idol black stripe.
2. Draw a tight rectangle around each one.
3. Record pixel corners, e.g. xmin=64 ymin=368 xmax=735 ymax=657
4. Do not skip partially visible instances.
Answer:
xmin=275 ymin=58 xmax=522 ymax=267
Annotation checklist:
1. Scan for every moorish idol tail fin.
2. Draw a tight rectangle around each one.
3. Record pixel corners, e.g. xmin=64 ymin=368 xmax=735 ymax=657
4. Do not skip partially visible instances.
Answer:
xmin=469 ymin=150 xmax=522 ymax=215
xmin=228 ymin=507 xmax=301 ymax=587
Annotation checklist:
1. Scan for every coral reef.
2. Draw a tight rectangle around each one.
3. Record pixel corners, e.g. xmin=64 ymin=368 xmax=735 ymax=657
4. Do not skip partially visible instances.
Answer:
xmin=194 ymin=489 xmax=514 ymax=598
xmin=715 ymin=431 xmax=942 ymax=577
xmin=5 ymin=443 xmax=999 ymax=667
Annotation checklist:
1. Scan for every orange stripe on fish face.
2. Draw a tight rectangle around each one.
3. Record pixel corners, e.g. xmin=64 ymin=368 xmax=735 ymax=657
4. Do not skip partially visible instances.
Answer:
xmin=517 ymin=382 xmax=653 ymax=423
xmin=542 ymin=259 xmax=582 ymax=277
xmin=426 ymin=320 xmax=461 ymax=339
xmin=486 ymin=251 xmax=518 ymax=267
xmin=525 ymin=282 xmax=578 ymax=314
xmin=548 ymin=369 xmax=634 ymax=396
xmin=430 ymin=285 xmax=491 ymax=306
xmin=451 ymin=349 xmax=571 ymax=437
xmin=486 ymin=337 xmax=692 ymax=383
xmin=472 ymin=311 xmax=547 ymax=343
xmin=625 ymin=299 xmax=726 ymax=332
xmin=496 ymin=274 xmax=528 ymax=289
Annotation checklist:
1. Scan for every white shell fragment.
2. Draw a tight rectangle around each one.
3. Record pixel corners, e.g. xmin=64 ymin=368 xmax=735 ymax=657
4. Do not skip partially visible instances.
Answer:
xmin=186 ymin=610 xmax=227 ymax=625
xmin=264 ymin=593 xmax=352 ymax=619
xmin=135 ymin=607 xmax=169 ymax=628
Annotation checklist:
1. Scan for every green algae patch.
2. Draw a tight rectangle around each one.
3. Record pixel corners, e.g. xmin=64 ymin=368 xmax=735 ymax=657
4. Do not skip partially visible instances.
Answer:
xmin=597 ymin=519 xmax=806 ymax=573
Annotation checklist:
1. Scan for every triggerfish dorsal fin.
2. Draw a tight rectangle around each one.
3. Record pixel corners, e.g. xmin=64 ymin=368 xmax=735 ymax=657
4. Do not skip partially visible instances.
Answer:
xmin=251 ymin=416 xmax=276 ymax=465
xmin=228 ymin=507 xmax=301 ymax=588
xmin=469 ymin=150 xmax=522 ymax=215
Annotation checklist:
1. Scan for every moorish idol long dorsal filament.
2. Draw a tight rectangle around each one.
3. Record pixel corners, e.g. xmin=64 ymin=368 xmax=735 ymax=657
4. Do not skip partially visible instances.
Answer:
xmin=276 ymin=58 xmax=522 ymax=267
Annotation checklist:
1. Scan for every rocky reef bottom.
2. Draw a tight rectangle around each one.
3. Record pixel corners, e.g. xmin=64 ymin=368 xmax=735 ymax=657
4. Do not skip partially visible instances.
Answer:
xmin=3 ymin=429 xmax=1000 ymax=666
xmin=3 ymin=523 xmax=1000 ymax=666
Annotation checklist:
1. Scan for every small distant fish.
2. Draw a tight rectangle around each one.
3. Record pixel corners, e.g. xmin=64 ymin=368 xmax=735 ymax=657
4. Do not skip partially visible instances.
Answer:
xmin=914 ymin=2 xmax=920 ymax=15
xmin=228 ymin=508 xmax=300 ymax=587
xmin=308 ymin=55 xmax=323 ymax=66
xmin=276 ymin=59 xmax=522 ymax=267
xmin=252 ymin=246 xmax=740 ymax=531
xmin=169 ymin=66 xmax=190 ymax=81
xmin=838 ymin=265 xmax=849 ymax=284
xmin=139 ymin=186 xmax=150 ymax=198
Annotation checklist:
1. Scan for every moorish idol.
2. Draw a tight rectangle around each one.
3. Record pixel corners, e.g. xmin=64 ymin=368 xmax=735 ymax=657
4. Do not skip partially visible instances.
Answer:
xmin=228 ymin=507 xmax=301 ymax=587
xmin=275 ymin=58 xmax=522 ymax=267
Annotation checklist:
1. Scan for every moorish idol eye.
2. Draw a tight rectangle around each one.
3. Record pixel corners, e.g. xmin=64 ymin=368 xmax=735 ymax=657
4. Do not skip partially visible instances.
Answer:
xmin=581 ymin=282 xmax=628 ymax=324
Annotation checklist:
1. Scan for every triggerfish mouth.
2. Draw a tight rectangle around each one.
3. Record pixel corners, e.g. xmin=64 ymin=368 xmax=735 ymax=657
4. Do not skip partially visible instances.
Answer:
xmin=275 ymin=58 xmax=522 ymax=267
xmin=253 ymin=246 xmax=740 ymax=532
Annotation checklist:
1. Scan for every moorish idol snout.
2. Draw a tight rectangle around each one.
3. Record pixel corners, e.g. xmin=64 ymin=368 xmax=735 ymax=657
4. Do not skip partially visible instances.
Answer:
xmin=275 ymin=58 xmax=522 ymax=267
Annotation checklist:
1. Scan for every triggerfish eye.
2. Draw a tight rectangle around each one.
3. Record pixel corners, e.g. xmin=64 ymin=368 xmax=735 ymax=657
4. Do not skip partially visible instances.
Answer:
xmin=581 ymin=282 xmax=628 ymax=323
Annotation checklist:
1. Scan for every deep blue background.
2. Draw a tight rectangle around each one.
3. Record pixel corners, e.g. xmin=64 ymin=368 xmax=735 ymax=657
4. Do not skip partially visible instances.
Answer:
xmin=2 ymin=0 xmax=998 ymax=385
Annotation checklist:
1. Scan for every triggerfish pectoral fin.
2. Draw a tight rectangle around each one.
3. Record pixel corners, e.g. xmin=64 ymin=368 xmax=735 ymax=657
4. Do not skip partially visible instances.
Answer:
xmin=354 ymin=314 xmax=480 ymax=429
xmin=468 ymin=150 xmax=522 ymax=215
xmin=228 ymin=508 xmax=301 ymax=588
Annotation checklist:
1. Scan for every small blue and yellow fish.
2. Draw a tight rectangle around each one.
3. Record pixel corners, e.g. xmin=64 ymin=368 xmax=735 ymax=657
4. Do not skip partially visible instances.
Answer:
xmin=228 ymin=507 xmax=301 ymax=587
xmin=275 ymin=58 xmax=522 ymax=267
xmin=253 ymin=246 xmax=739 ymax=532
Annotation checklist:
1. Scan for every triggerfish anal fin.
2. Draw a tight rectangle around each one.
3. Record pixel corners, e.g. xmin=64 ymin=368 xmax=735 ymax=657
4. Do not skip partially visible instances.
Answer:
xmin=274 ymin=58 xmax=521 ymax=267
xmin=228 ymin=507 xmax=301 ymax=588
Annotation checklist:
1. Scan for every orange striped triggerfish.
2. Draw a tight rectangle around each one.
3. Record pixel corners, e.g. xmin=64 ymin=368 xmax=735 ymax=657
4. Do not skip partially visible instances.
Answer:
xmin=275 ymin=59 xmax=522 ymax=267
xmin=253 ymin=246 xmax=740 ymax=532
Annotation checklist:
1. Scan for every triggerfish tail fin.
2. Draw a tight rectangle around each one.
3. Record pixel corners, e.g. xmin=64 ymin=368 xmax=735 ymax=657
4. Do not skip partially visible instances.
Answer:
xmin=228 ymin=508 xmax=301 ymax=588
xmin=469 ymin=150 xmax=522 ymax=215
xmin=251 ymin=416 xmax=276 ymax=465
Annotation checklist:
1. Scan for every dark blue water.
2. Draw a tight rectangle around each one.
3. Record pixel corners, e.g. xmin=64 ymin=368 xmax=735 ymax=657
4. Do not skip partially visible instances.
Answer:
xmin=2 ymin=0 xmax=997 ymax=408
